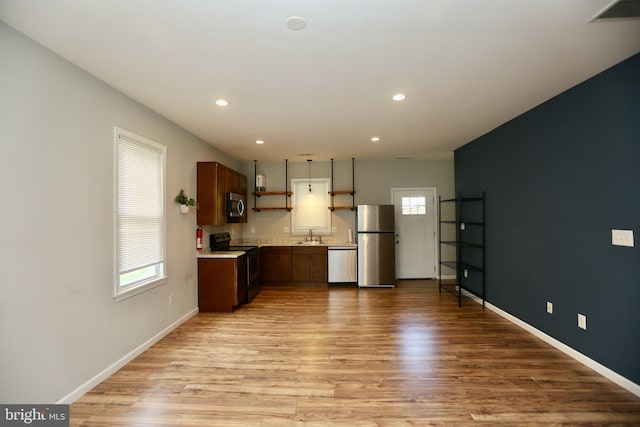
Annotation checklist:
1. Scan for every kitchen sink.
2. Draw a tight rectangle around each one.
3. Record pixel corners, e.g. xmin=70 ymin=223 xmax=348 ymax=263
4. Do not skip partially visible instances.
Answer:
xmin=296 ymin=240 xmax=322 ymax=245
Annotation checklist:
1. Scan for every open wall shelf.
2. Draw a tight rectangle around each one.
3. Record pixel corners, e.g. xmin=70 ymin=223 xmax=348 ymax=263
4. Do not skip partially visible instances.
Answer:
xmin=329 ymin=158 xmax=356 ymax=211
xmin=252 ymin=160 xmax=293 ymax=212
xmin=252 ymin=158 xmax=356 ymax=212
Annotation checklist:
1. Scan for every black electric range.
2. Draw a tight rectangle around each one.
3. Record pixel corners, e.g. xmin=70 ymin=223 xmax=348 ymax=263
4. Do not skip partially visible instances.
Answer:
xmin=209 ymin=232 xmax=256 ymax=252
xmin=210 ymin=232 xmax=260 ymax=302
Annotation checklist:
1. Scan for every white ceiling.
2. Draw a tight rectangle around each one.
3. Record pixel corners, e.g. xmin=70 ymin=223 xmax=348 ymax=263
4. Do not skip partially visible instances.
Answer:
xmin=1 ymin=1 xmax=639 ymax=162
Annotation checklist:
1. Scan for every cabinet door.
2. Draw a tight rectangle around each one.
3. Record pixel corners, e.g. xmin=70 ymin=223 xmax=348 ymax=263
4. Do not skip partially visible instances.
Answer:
xmin=197 ymin=258 xmax=238 ymax=312
xmin=197 ymin=162 xmax=218 ymax=225
xmin=262 ymin=247 xmax=292 ymax=281
xmin=309 ymin=251 xmax=328 ymax=282
xmin=237 ymin=172 xmax=248 ymax=197
xmin=292 ymin=247 xmax=327 ymax=282
xmin=215 ymin=163 xmax=228 ymax=224
xmin=196 ymin=162 xmax=227 ymax=225
xmin=224 ymin=166 xmax=235 ymax=194
xmin=291 ymin=253 xmax=311 ymax=281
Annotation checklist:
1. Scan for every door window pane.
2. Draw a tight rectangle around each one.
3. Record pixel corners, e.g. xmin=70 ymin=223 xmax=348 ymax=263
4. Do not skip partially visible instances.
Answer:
xmin=401 ymin=196 xmax=426 ymax=215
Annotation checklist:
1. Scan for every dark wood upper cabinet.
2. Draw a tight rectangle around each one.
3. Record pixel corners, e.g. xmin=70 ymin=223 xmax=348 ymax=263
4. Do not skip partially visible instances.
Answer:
xmin=197 ymin=161 xmax=247 ymax=225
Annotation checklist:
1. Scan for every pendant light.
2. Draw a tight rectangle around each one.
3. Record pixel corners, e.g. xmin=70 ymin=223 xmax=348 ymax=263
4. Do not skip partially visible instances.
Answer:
xmin=307 ymin=159 xmax=313 ymax=196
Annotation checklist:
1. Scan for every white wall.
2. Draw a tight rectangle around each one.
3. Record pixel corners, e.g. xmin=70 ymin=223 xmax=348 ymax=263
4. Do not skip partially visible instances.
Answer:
xmin=0 ymin=21 xmax=455 ymax=403
xmin=0 ymin=22 xmax=238 ymax=403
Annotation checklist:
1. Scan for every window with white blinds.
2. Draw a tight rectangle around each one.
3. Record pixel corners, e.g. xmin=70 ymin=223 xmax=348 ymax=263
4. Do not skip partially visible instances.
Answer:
xmin=114 ymin=127 xmax=167 ymax=300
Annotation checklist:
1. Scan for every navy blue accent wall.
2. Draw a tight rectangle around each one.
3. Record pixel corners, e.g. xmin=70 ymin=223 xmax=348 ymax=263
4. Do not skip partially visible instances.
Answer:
xmin=455 ymin=53 xmax=640 ymax=384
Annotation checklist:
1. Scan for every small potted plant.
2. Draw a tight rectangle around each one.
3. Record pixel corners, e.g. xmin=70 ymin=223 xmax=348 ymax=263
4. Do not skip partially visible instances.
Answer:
xmin=175 ymin=189 xmax=198 ymax=214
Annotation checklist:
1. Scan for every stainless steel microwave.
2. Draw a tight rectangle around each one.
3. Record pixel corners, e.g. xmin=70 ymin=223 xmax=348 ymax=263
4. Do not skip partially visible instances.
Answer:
xmin=226 ymin=192 xmax=246 ymax=218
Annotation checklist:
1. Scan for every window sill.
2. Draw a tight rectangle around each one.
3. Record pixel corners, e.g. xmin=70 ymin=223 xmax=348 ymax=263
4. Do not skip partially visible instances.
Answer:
xmin=113 ymin=276 xmax=167 ymax=302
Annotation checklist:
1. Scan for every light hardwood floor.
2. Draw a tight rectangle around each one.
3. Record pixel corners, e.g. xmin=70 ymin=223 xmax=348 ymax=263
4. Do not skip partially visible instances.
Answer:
xmin=71 ymin=280 xmax=640 ymax=426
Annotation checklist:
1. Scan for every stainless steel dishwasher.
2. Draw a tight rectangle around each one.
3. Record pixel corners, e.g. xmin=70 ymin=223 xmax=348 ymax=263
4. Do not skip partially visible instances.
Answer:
xmin=328 ymin=246 xmax=357 ymax=284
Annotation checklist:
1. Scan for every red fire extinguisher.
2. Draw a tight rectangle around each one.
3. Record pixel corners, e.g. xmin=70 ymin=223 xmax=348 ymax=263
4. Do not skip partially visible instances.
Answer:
xmin=196 ymin=226 xmax=203 ymax=251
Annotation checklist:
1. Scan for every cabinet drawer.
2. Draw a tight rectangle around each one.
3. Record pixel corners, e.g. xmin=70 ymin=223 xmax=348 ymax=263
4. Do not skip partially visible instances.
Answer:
xmin=265 ymin=246 xmax=293 ymax=255
xmin=291 ymin=246 xmax=327 ymax=255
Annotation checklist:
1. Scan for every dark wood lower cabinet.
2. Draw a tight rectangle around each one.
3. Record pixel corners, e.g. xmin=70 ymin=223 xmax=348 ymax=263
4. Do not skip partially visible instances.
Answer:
xmin=197 ymin=256 xmax=246 ymax=312
xmin=292 ymin=247 xmax=327 ymax=282
xmin=261 ymin=246 xmax=292 ymax=282
xmin=261 ymin=246 xmax=327 ymax=284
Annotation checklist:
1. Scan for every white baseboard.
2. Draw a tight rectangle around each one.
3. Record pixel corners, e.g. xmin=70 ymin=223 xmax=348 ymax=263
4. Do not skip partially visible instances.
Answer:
xmin=460 ymin=289 xmax=640 ymax=398
xmin=57 ymin=308 xmax=199 ymax=404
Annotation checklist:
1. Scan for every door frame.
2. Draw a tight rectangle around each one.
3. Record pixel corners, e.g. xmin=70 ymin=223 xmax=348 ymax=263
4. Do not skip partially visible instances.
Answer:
xmin=390 ymin=187 xmax=438 ymax=279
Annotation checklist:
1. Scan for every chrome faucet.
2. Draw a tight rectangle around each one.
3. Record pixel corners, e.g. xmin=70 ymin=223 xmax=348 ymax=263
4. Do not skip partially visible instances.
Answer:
xmin=305 ymin=228 xmax=322 ymax=243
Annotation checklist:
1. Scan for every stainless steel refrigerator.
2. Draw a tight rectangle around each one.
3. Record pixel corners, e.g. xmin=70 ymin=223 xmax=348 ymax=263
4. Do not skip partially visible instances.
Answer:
xmin=357 ymin=205 xmax=396 ymax=288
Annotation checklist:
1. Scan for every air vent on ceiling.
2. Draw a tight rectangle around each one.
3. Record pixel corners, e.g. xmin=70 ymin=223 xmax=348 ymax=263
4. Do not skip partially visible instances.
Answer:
xmin=592 ymin=0 xmax=640 ymax=21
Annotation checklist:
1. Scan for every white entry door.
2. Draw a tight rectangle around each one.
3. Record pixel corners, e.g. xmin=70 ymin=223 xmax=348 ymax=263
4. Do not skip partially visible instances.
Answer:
xmin=392 ymin=188 xmax=436 ymax=279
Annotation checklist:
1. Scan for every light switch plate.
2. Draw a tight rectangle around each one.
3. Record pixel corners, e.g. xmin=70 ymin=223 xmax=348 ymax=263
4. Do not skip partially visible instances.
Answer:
xmin=578 ymin=313 xmax=587 ymax=330
xmin=612 ymin=229 xmax=634 ymax=247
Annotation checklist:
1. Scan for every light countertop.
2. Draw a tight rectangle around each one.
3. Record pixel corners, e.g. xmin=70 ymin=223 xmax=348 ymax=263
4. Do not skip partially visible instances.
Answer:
xmin=197 ymin=241 xmax=357 ymax=257
xmin=197 ymin=250 xmax=245 ymax=259
xmin=235 ymin=240 xmax=357 ymax=248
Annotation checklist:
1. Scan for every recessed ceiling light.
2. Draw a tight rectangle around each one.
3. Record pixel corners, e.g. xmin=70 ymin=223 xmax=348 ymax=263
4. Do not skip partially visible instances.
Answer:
xmin=215 ymin=99 xmax=229 ymax=107
xmin=256 ymin=140 xmax=264 ymax=145
xmin=392 ymin=93 xmax=406 ymax=101
xmin=287 ymin=16 xmax=307 ymax=31
xmin=371 ymin=137 xmax=381 ymax=142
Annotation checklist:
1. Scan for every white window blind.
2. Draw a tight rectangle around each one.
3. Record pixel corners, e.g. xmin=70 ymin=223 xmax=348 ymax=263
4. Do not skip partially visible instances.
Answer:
xmin=114 ymin=127 xmax=166 ymax=300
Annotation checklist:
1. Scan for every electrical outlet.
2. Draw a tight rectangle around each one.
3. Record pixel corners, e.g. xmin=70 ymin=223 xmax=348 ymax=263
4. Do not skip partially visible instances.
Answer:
xmin=250 ymin=227 xmax=255 ymax=233
xmin=460 ymin=223 xmax=466 ymax=231
xmin=463 ymin=269 xmax=468 ymax=278
xmin=612 ymin=229 xmax=634 ymax=247
xmin=169 ymin=294 xmax=174 ymax=306
xmin=546 ymin=301 xmax=553 ymax=314
xmin=578 ymin=313 xmax=587 ymax=330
